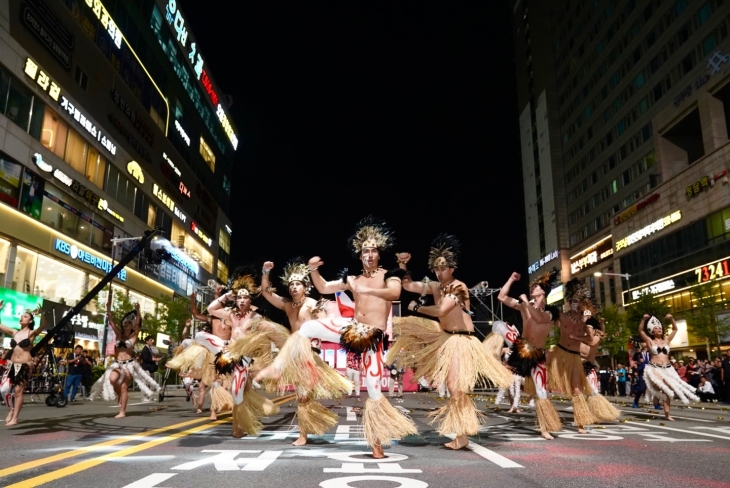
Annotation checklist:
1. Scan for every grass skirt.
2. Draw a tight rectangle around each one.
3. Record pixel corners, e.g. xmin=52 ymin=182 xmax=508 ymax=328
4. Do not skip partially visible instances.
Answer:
xmin=389 ymin=317 xmax=513 ymax=391
xmin=534 ymin=397 xmax=562 ymax=433
xmin=571 ymin=394 xmax=596 ymax=426
xmin=362 ymin=395 xmax=418 ymax=447
xmin=166 ymin=342 xmax=216 ymax=386
xmin=644 ymin=363 xmax=700 ymax=405
xmin=426 ymin=393 xmax=483 ymax=436
xmin=232 ymin=388 xmax=280 ymax=437
xmin=586 ymin=393 xmax=621 ymax=421
xmin=546 ymin=345 xmax=591 ymax=394
xmin=211 ymin=383 xmax=234 ymax=412
xmin=507 ymin=339 xmax=545 ymax=378
xmin=297 ymin=396 xmax=339 ymax=436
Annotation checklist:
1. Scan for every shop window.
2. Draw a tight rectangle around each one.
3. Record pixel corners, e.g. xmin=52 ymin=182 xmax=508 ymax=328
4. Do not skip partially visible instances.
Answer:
xmin=218 ymin=229 xmax=230 ymax=255
xmin=41 ymin=186 xmax=79 ymax=236
xmin=40 ymin=107 xmax=69 ymax=159
xmin=85 ymin=146 xmax=107 ymax=189
xmin=5 ymin=77 xmax=33 ymax=132
xmin=200 ymin=136 xmax=216 ymax=172
xmin=35 ymin=255 xmax=85 ymax=305
xmin=0 ymin=238 xmax=10 ymax=286
xmin=12 ymin=247 xmax=38 ymax=295
xmin=64 ymin=129 xmax=88 ymax=174
xmin=147 ymin=203 xmax=157 ymax=228
xmin=129 ymin=291 xmax=156 ymax=317
xmin=217 ymin=260 xmax=229 ymax=283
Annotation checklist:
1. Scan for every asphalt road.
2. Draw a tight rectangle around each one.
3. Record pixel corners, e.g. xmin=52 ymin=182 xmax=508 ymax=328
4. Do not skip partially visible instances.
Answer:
xmin=1 ymin=389 xmax=730 ymax=488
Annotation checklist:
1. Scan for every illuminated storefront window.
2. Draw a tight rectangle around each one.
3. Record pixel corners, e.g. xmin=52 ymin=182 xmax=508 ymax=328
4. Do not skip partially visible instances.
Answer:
xmin=129 ymin=291 xmax=156 ymax=317
xmin=40 ymin=107 xmax=69 ymax=159
xmin=0 ymin=238 xmax=9 ymax=285
xmin=12 ymin=246 xmax=38 ymax=295
xmin=199 ymin=136 xmax=215 ymax=172
xmin=35 ymin=255 xmax=85 ymax=305
xmin=217 ymin=260 xmax=228 ymax=283
xmin=171 ymin=222 xmax=213 ymax=273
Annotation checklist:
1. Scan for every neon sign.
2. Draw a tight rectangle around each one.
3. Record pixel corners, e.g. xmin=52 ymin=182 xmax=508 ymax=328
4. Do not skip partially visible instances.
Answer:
xmin=126 ymin=161 xmax=144 ymax=184
xmin=631 ymin=280 xmax=675 ymax=300
xmin=32 ymin=153 xmax=52 ymax=173
xmin=152 ymin=183 xmax=186 ymax=223
xmin=23 ymin=58 xmax=61 ymax=101
xmin=54 ymin=238 xmax=126 ymax=281
xmin=615 ymin=211 xmax=682 ymax=252
xmin=60 ymin=97 xmax=116 ymax=155
xmin=614 ymin=193 xmax=660 ymax=226
xmin=695 ymin=258 xmax=730 ymax=283
xmin=174 ymin=120 xmax=190 ymax=146
xmin=528 ymin=250 xmax=559 ymax=274
xmin=570 ymin=236 xmax=613 ymax=274
xmin=201 ymin=70 xmax=219 ymax=106
xmin=191 ymin=222 xmax=212 ymax=247
xmin=84 ymin=0 xmax=122 ymax=49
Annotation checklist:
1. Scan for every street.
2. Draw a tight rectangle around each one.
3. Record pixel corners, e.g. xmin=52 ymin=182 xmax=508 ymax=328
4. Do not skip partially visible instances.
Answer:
xmin=1 ymin=390 xmax=730 ymax=488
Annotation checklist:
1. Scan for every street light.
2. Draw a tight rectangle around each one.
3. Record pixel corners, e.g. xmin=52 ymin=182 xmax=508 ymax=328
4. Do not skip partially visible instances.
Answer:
xmin=594 ymin=271 xmax=631 ymax=305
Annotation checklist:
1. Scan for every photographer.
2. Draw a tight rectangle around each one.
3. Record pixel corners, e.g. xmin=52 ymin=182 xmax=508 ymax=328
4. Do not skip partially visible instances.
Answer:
xmin=140 ymin=336 xmax=160 ymax=375
xmin=62 ymin=345 xmax=90 ymax=402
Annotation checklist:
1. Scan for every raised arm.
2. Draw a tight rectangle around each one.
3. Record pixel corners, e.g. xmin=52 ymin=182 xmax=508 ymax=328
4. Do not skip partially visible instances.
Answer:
xmin=308 ymin=256 xmax=350 ymax=295
xmin=637 ymin=314 xmax=652 ymax=344
xmin=665 ymin=314 xmax=678 ymax=342
xmin=0 ymin=301 xmax=16 ymax=336
xmin=206 ymin=292 xmax=232 ymax=320
xmin=396 ymin=253 xmax=431 ymax=295
xmin=261 ymin=261 xmax=286 ymax=310
xmin=29 ymin=312 xmax=48 ymax=341
xmin=189 ymin=292 xmax=210 ymax=322
xmin=407 ymin=289 xmax=460 ymax=318
xmin=181 ymin=319 xmax=191 ymax=340
xmin=498 ymin=273 xmax=522 ymax=310
xmin=106 ymin=295 xmax=121 ymax=337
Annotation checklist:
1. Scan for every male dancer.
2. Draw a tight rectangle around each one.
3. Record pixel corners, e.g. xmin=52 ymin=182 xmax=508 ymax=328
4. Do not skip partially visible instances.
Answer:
xmin=256 ymin=216 xmax=417 ymax=458
xmin=546 ymin=278 xmax=599 ymax=433
xmin=393 ymin=234 xmax=513 ymax=449
xmin=260 ymin=258 xmax=349 ymax=446
xmin=489 ymin=321 xmax=523 ymax=413
xmin=496 ymin=270 xmax=562 ymax=439
xmin=346 ymin=351 xmax=362 ymax=399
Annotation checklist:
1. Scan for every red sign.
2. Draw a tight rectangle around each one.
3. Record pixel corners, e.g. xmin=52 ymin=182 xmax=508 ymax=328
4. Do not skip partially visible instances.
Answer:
xmin=200 ymin=69 xmax=219 ymax=106
xmin=614 ymin=193 xmax=660 ymax=225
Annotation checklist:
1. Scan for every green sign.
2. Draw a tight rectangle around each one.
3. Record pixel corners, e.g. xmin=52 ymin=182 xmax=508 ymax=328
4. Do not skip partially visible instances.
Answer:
xmin=0 ymin=287 xmax=43 ymax=331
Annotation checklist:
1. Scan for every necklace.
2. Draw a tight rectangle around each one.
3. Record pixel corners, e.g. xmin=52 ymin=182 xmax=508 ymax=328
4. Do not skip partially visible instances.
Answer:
xmin=233 ymin=307 xmax=251 ymax=319
xmin=290 ymin=298 xmax=305 ymax=308
xmin=362 ymin=267 xmax=382 ymax=278
xmin=567 ymin=311 xmax=580 ymax=323
xmin=439 ymin=279 xmax=454 ymax=292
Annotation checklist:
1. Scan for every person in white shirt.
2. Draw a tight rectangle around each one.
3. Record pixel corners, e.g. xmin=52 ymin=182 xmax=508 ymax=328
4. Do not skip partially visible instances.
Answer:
xmin=697 ymin=376 xmax=716 ymax=403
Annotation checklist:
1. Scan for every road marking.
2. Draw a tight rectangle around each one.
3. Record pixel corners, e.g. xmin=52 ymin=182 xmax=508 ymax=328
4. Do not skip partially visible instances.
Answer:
xmin=4 ymin=394 xmax=295 ymax=486
xmin=445 ymin=435 xmax=523 ymax=468
xmin=121 ymin=473 xmax=178 ymax=488
xmin=625 ymin=422 xmax=730 ymax=441
xmin=346 ymin=407 xmax=356 ymax=422
xmin=618 ymin=409 xmax=715 ymax=422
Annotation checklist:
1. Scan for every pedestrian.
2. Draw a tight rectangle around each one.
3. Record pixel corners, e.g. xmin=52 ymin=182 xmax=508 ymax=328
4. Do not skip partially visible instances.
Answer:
xmin=616 ymin=364 xmax=627 ymax=397
xmin=608 ymin=370 xmax=617 ymax=397
xmin=140 ymin=336 xmax=159 ymax=376
xmin=632 ymin=358 xmax=647 ymax=408
xmin=62 ymin=345 xmax=87 ymax=402
xmin=81 ymin=350 xmax=93 ymax=398
xmin=697 ymin=377 xmax=717 ymax=403
xmin=722 ymin=349 xmax=730 ymax=403
xmin=677 ymin=360 xmax=688 ymax=382
xmin=686 ymin=358 xmax=701 ymax=388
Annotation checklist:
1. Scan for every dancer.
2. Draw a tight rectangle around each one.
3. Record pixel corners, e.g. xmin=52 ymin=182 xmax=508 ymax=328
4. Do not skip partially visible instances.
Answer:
xmin=638 ymin=314 xmax=698 ymax=420
xmin=346 ymin=351 xmax=362 ymax=399
xmin=546 ymin=278 xmax=599 ymax=433
xmin=570 ymin=315 xmax=621 ymax=422
xmin=174 ymin=318 xmax=206 ymax=413
xmin=256 ymin=216 xmax=418 ymax=458
xmin=0 ymin=302 xmax=45 ymax=426
xmin=260 ymin=258 xmax=350 ymax=446
xmin=392 ymin=234 xmax=513 ymax=449
xmin=489 ymin=321 xmax=523 ymax=413
xmin=492 ymin=270 xmax=562 ymax=439
xmin=386 ymin=346 xmax=405 ymax=398
xmin=89 ymin=303 xmax=160 ymax=417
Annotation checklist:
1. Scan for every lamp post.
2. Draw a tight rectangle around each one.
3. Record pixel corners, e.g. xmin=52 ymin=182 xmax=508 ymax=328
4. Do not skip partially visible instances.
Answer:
xmin=594 ymin=271 xmax=631 ymax=306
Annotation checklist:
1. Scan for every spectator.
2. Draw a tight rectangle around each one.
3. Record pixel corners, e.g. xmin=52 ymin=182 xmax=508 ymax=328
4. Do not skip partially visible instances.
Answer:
xmin=140 ymin=336 xmax=159 ymax=375
xmin=697 ymin=377 xmax=717 ymax=403
xmin=633 ymin=343 xmax=651 ymax=364
xmin=686 ymin=358 xmax=702 ymax=388
xmin=608 ymin=370 xmax=617 ymax=397
xmin=676 ymin=360 xmax=688 ymax=382
xmin=722 ymin=349 xmax=730 ymax=403
xmin=599 ymin=368 xmax=610 ymax=395
xmin=616 ymin=364 xmax=627 ymax=397
xmin=62 ymin=345 xmax=89 ymax=402
xmin=81 ymin=350 xmax=93 ymax=398
xmin=633 ymin=358 xmax=647 ymax=408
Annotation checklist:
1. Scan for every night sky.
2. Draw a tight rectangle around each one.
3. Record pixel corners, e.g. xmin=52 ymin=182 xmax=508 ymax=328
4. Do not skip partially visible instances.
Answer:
xmin=180 ymin=2 xmax=527 ymax=315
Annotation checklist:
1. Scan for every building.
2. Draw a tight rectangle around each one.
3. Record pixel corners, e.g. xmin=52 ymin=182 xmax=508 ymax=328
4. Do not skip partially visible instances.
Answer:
xmin=513 ymin=0 xmax=730 ymax=357
xmin=0 ymin=0 xmax=237 ymax=352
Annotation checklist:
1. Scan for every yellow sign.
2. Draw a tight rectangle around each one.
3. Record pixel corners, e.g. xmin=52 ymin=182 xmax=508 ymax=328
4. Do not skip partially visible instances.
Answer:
xmin=616 ymin=211 xmax=682 ymax=251
xmin=127 ymin=161 xmax=144 ymax=184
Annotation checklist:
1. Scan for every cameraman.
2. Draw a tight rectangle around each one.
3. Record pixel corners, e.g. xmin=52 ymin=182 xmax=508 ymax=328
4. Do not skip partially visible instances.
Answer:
xmin=62 ymin=345 xmax=89 ymax=402
xmin=140 ymin=336 xmax=159 ymax=375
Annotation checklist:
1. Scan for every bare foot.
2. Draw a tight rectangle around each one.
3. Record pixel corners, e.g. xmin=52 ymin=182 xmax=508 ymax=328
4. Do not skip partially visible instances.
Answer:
xmin=196 ymin=409 xmax=203 ymax=414
xmin=210 ymin=411 xmax=218 ymax=421
xmin=507 ymin=407 xmax=521 ymax=413
xmin=254 ymin=365 xmax=280 ymax=383
xmin=5 ymin=410 xmax=13 ymax=423
xmin=577 ymin=427 xmax=587 ymax=434
xmin=232 ymin=428 xmax=245 ymax=438
xmin=665 ymin=415 xmax=675 ymax=421
xmin=445 ymin=435 xmax=469 ymax=450
xmin=114 ymin=413 xmax=126 ymax=419
xmin=540 ymin=431 xmax=554 ymax=440
xmin=292 ymin=435 xmax=307 ymax=446
xmin=371 ymin=442 xmax=385 ymax=459
xmin=5 ymin=420 xmax=18 ymax=427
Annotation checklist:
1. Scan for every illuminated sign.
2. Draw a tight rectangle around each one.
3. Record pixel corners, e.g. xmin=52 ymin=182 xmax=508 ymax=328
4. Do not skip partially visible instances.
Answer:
xmin=546 ymin=285 xmax=564 ymax=305
xmin=53 ymin=168 xmax=72 ymax=186
xmin=32 ymin=153 xmax=52 ymax=173
xmin=615 ymin=211 xmax=682 ymax=252
xmin=179 ymin=182 xmax=191 ymax=199
xmin=97 ymin=198 xmax=124 ymax=222
xmin=570 ymin=236 xmax=613 ymax=274
xmin=528 ymin=249 xmax=559 ymax=274
xmin=126 ymin=161 xmax=144 ymax=184
xmin=23 ymin=58 xmax=62 ymax=101
xmin=174 ymin=120 xmax=190 ymax=146
xmin=695 ymin=258 xmax=730 ymax=283
xmin=84 ymin=0 xmax=122 ymax=49
xmin=0 ymin=288 xmax=43 ymax=331
xmin=152 ymin=183 xmax=186 ymax=223
xmin=54 ymin=238 xmax=126 ymax=281
xmin=21 ymin=7 xmax=71 ymax=70
xmin=686 ymin=171 xmax=726 ymax=199
xmin=60 ymin=97 xmax=116 ymax=155
xmin=225 ymin=225 xmax=232 ymax=235
xmin=614 ymin=193 xmax=660 ymax=226
xmin=162 ymin=152 xmax=182 ymax=176
xmin=71 ymin=180 xmax=105 ymax=210
xmin=191 ymin=222 xmax=213 ymax=247
xmin=631 ymin=280 xmax=676 ymax=301
xmin=160 ymin=0 xmax=238 ymax=151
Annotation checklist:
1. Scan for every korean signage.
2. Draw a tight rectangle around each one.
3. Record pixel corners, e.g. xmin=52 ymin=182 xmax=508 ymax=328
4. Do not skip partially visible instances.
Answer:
xmin=527 ymin=249 xmax=559 ymax=274
xmin=152 ymin=238 xmax=199 ymax=275
xmin=614 ymin=193 xmax=660 ymax=226
xmin=158 ymin=0 xmax=238 ymax=150
xmin=570 ymin=236 xmax=613 ymax=274
xmin=153 ymin=183 xmax=187 ymax=223
xmin=53 ymin=168 xmax=73 ymax=186
xmin=23 ymin=58 xmax=62 ymax=101
xmin=111 ymin=89 xmax=155 ymax=147
xmin=84 ymin=0 xmax=122 ymax=49
xmin=32 ymin=152 xmax=52 ymax=173
xmin=126 ymin=161 xmax=144 ymax=184
xmin=60 ymin=96 xmax=117 ymax=156
xmin=160 ymin=153 xmax=190 ymax=198
xmin=0 ymin=287 xmax=43 ymax=331
xmin=108 ymin=114 xmax=151 ymax=162
xmin=631 ymin=280 xmax=676 ymax=301
xmin=615 ymin=211 xmax=682 ymax=252
xmin=675 ymin=50 xmax=730 ymax=107
xmin=686 ymin=170 xmax=727 ymax=198
xmin=21 ymin=4 xmax=71 ymax=69
xmin=174 ymin=120 xmax=190 ymax=145
xmin=54 ymin=238 xmax=127 ymax=281
xmin=191 ymin=221 xmax=213 ymax=247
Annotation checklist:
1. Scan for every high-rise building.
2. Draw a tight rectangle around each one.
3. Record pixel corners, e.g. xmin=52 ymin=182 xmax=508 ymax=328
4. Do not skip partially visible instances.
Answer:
xmin=514 ymin=0 xmax=730 ymax=356
xmin=0 ymin=0 xmax=237 ymax=351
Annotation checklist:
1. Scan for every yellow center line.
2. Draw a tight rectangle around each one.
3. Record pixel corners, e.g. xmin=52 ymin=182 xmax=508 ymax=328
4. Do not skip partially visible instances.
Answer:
xmin=4 ymin=394 xmax=296 ymax=487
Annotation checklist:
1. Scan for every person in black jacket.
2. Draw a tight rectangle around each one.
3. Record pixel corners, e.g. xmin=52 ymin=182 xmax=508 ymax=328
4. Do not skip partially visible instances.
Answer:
xmin=140 ymin=336 xmax=159 ymax=375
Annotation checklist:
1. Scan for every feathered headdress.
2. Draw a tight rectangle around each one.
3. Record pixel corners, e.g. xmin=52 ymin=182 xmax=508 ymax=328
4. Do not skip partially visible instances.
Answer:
xmin=348 ymin=215 xmax=395 ymax=257
xmin=530 ymin=268 xmax=558 ymax=295
xmin=428 ymin=233 xmax=460 ymax=269
xmin=647 ymin=315 xmax=663 ymax=335
xmin=281 ymin=256 xmax=311 ymax=287
xmin=565 ymin=277 xmax=599 ymax=313
xmin=228 ymin=265 xmax=261 ymax=298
